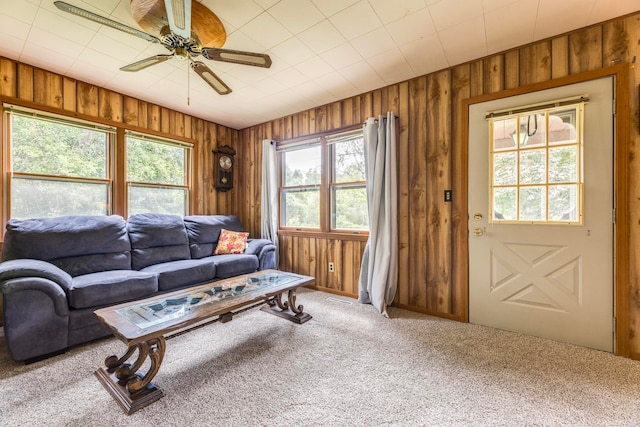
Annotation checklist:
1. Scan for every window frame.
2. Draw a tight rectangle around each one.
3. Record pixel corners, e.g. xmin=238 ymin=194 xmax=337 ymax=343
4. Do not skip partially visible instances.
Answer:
xmin=124 ymin=131 xmax=193 ymax=217
xmin=5 ymin=107 xmax=115 ymax=220
xmin=277 ymin=126 xmax=368 ymax=238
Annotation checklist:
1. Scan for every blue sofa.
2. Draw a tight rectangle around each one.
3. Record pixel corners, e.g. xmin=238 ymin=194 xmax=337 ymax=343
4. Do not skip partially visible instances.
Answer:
xmin=0 ymin=213 xmax=276 ymax=362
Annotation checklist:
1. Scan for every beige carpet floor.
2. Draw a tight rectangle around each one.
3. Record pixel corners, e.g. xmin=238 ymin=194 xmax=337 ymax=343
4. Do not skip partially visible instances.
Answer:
xmin=1 ymin=288 xmax=640 ymax=426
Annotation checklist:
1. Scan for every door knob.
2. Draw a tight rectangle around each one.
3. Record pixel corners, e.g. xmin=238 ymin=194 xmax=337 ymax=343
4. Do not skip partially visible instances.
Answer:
xmin=473 ymin=227 xmax=484 ymax=236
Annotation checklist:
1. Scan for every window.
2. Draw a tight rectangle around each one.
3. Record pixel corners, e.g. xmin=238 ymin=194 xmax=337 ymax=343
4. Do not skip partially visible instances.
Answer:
xmin=8 ymin=110 xmax=113 ymax=219
xmin=126 ymin=133 xmax=191 ymax=216
xmin=489 ymin=103 xmax=583 ymax=224
xmin=279 ymin=128 xmax=367 ymax=233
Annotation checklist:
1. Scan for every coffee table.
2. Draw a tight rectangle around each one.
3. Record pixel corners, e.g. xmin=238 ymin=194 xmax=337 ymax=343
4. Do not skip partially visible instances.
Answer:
xmin=93 ymin=269 xmax=314 ymax=414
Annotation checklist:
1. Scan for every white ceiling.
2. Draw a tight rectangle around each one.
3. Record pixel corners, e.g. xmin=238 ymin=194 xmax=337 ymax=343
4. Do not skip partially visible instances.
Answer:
xmin=1 ymin=0 xmax=638 ymax=129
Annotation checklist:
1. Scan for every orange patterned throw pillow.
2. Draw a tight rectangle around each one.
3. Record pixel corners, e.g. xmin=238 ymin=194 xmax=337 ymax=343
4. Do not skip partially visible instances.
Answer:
xmin=213 ymin=229 xmax=249 ymax=255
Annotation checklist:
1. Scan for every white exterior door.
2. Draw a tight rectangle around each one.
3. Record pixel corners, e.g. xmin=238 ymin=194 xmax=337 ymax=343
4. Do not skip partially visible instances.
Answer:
xmin=468 ymin=77 xmax=614 ymax=352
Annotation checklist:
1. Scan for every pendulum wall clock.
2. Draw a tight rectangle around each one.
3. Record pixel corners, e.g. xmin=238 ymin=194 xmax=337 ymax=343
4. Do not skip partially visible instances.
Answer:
xmin=213 ymin=145 xmax=236 ymax=191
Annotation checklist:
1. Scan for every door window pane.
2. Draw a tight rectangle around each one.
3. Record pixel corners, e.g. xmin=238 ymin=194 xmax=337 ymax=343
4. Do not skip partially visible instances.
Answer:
xmin=549 ymin=109 xmax=577 ymax=144
xmin=549 ymin=146 xmax=578 ymax=183
xmin=493 ymin=152 xmax=517 ymax=185
xmin=493 ymin=187 xmax=517 ymax=220
xmin=520 ymin=186 xmax=546 ymax=220
xmin=549 ymin=185 xmax=578 ymax=221
xmin=519 ymin=149 xmax=546 ymax=185
xmin=493 ymin=117 xmax=517 ymax=150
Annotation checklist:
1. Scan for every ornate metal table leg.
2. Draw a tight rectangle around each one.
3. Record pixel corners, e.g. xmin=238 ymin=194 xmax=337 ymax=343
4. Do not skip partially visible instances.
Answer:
xmin=261 ymin=287 xmax=312 ymax=324
xmin=95 ymin=336 xmax=166 ymax=415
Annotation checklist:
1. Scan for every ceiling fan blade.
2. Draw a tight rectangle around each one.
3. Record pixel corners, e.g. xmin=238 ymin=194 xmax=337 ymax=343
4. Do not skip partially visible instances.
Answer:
xmin=191 ymin=61 xmax=231 ymax=95
xmin=201 ymin=48 xmax=272 ymax=68
xmin=121 ymin=54 xmax=174 ymax=72
xmin=164 ymin=0 xmax=192 ymax=39
xmin=54 ymin=1 xmax=159 ymax=44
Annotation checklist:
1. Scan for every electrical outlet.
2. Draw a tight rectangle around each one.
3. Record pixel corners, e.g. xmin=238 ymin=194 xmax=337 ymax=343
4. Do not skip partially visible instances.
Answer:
xmin=328 ymin=262 xmax=335 ymax=273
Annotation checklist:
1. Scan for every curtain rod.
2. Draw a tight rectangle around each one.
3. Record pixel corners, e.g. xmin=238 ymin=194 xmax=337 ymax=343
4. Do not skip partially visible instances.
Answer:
xmin=362 ymin=114 xmax=399 ymax=125
xmin=485 ymin=95 xmax=589 ymax=119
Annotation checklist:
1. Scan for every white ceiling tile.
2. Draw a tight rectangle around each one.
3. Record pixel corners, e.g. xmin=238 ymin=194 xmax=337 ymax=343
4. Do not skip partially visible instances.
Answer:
xmin=253 ymin=0 xmax=280 ymax=9
xmin=270 ymin=37 xmax=316 ymax=66
xmin=366 ymin=48 xmax=415 ymax=84
xmin=223 ymin=30 xmax=270 ymax=53
xmin=399 ymin=33 xmax=449 ymax=75
xmin=438 ymin=16 xmax=487 ymax=65
xmin=19 ymin=41 xmax=76 ymax=75
xmin=485 ymin=0 xmax=537 ymax=54
xmin=350 ymin=27 xmax=397 ymax=59
xmin=270 ymin=67 xmax=308 ymax=89
xmin=0 ymin=33 xmax=26 ymax=59
xmin=294 ymin=56 xmax=335 ymax=79
xmin=26 ymin=27 xmax=86 ymax=60
xmin=201 ymin=0 xmax=264 ymax=29
xmin=33 ymin=7 xmax=99 ymax=45
xmin=329 ymin=1 xmax=383 ymax=40
xmin=297 ymin=20 xmax=346 ymax=54
xmin=86 ymin=31 xmax=145 ymax=63
xmin=428 ymin=0 xmax=484 ymax=31
xmin=337 ymin=60 xmax=385 ymax=93
xmin=533 ymin=0 xmax=595 ymax=40
xmin=109 ymin=0 xmax=143 ymax=28
xmin=368 ymin=0 xmax=427 ymax=25
xmin=483 ymin=0 xmax=526 ymax=13
xmin=240 ymin=12 xmax=293 ymax=49
xmin=268 ymin=0 xmax=325 ymax=35
xmin=0 ymin=14 xmax=32 ymax=40
xmin=319 ymin=42 xmax=364 ymax=69
xmin=2 ymin=0 xmax=39 ymax=25
xmin=310 ymin=0 xmax=360 ymax=18
xmin=385 ymin=8 xmax=437 ymax=45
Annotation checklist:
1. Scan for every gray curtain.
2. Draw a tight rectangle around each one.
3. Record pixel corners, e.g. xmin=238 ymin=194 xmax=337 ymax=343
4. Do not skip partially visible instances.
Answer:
xmin=358 ymin=112 xmax=398 ymax=317
xmin=261 ymin=139 xmax=279 ymax=267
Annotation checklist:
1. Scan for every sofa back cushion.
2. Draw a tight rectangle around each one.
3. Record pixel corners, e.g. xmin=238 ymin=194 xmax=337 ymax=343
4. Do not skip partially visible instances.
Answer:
xmin=183 ymin=215 xmax=244 ymax=259
xmin=2 ymin=215 xmax=131 ymax=276
xmin=127 ymin=213 xmax=191 ymax=270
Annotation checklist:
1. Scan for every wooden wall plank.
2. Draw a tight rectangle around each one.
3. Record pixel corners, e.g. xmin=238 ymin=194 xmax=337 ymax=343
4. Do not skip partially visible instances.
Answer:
xmin=407 ymin=76 xmax=428 ymax=307
xmin=519 ymin=41 xmax=552 ymax=85
xmin=99 ymin=89 xmax=123 ymax=122
xmin=76 ymin=81 xmax=98 ymax=116
xmin=147 ymin=103 xmax=160 ymax=131
xmin=551 ymin=36 xmax=569 ymax=79
xmin=504 ymin=50 xmax=519 ymax=89
xmin=483 ymin=54 xmax=504 ymax=94
xmin=17 ymin=63 xmax=33 ymax=102
xmin=123 ymin=96 xmax=139 ymax=127
xmin=426 ymin=70 xmax=452 ymax=313
xmin=469 ymin=60 xmax=483 ymax=97
xmin=62 ymin=77 xmax=76 ymax=112
xmin=569 ymin=26 xmax=603 ymax=73
xmin=33 ymin=68 xmax=63 ymax=109
xmin=0 ymin=58 xmax=16 ymax=98
xmin=396 ymin=81 xmax=410 ymax=306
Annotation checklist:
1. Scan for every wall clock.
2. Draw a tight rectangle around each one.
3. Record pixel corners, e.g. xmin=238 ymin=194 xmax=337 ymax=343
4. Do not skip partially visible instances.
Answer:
xmin=213 ymin=145 xmax=236 ymax=191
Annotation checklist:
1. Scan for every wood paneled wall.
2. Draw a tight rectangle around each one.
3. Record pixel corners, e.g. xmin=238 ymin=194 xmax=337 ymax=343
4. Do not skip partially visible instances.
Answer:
xmin=238 ymin=12 xmax=640 ymax=353
xmin=0 ymin=57 xmax=238 ymax=218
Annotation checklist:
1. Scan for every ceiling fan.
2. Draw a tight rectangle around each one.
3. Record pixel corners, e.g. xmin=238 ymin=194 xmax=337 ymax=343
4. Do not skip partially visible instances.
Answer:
xmin=54 ymin=0 xmax=272 ymax=95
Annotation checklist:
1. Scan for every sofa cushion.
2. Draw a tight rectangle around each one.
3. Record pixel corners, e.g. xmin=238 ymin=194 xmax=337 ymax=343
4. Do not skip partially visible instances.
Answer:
xmin=128 ymin=213 xmax=191 ymax=270
xmin=141 ymin=259 xmax=217 ymax=291
xmin=184 ymin=215 xmax=244 ymax=259
xmin=3 ymin=215 xmax=131 ymax=276
xmin=208 ymin=254 xmax=259 ymax=279
xmin=67 ymin=270 xmax=158 ymax=309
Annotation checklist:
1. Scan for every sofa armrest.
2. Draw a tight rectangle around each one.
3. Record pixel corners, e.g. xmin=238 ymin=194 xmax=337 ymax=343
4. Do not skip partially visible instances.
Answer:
xmin=246 ymin=239 xmax=276 ymax=270
xmin=0 ymin=259 xmax=73 ymax=289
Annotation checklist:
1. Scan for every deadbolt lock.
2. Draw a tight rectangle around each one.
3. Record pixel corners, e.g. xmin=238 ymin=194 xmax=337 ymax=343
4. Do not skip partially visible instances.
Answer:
xmin=473 ymin=213 xmax=483 ymax=220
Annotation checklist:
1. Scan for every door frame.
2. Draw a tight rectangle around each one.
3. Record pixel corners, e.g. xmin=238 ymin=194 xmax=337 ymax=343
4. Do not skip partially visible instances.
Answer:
xmin=456 ymin=64 xmax=631 ymax=357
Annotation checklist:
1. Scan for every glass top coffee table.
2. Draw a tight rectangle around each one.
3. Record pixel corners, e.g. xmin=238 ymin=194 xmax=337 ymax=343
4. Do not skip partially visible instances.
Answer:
xmin=93 ymin=269 xmax=314 ymax=415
